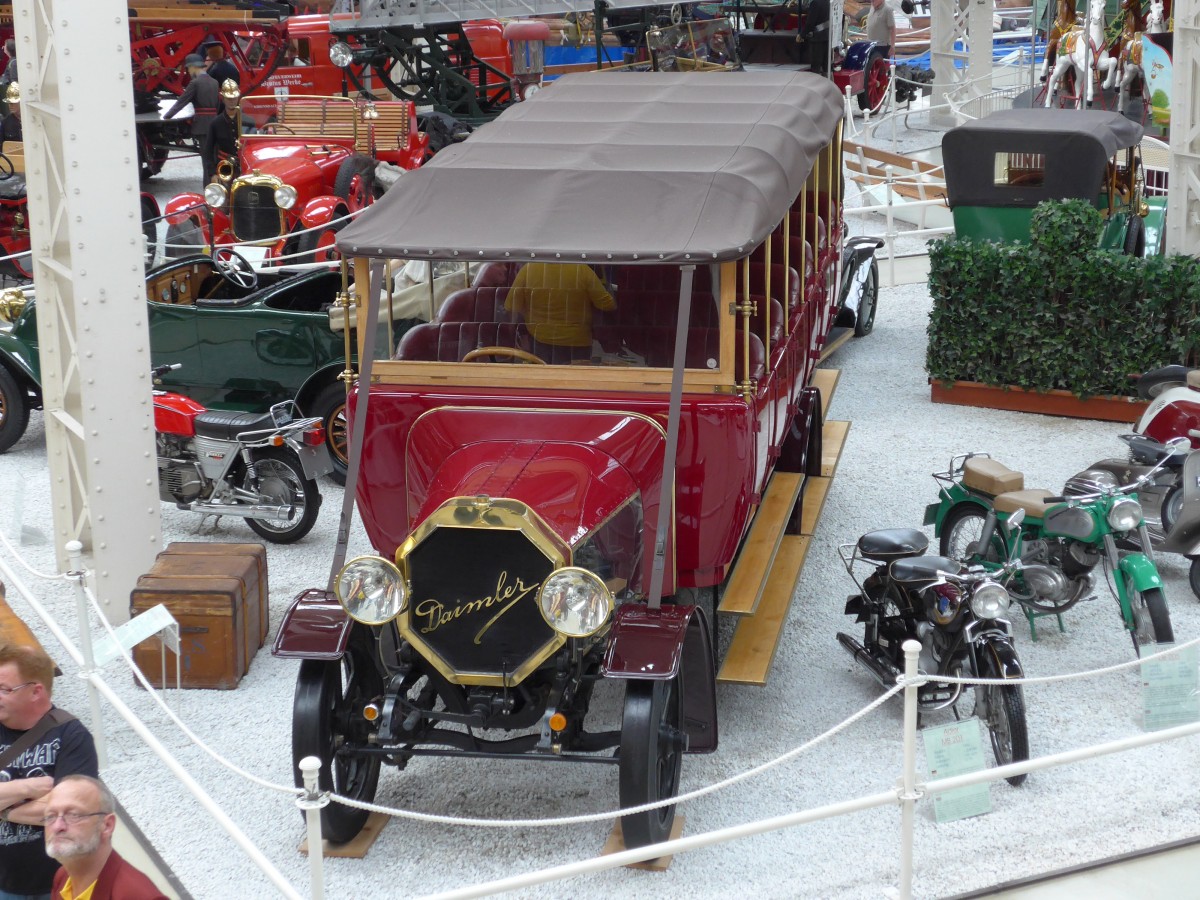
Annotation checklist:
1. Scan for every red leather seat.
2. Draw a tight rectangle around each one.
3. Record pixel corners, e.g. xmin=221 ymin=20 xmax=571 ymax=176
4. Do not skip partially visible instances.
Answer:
xmin=473 ymin=261 xmax=519 ymax=287
xmin=436 ymin=286 xmax=511 ymax=323
xmin=396 ymin=321 xmax=526 ymax=362
xmin=593 ymin=290 xmax=720 ymax=332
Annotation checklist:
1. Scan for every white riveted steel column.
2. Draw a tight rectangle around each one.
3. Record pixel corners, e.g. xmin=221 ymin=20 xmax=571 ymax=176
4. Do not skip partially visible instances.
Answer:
xmin=12 ymin=0 xmax=160 ymax=622
xmin=1167 ymin=0 xmax=1200 ymax=255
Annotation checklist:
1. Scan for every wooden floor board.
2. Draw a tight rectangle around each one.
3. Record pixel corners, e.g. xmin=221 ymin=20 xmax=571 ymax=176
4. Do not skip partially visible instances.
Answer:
xmin=810 ymin=368 xmax=840 ymax=420
xmin=798 ymin=476 xmax=832 ymax=536
xmin=821 ymin=420 xmax=851 ymax=478
xmin=716 ymin=472 xmax=804 ymax=617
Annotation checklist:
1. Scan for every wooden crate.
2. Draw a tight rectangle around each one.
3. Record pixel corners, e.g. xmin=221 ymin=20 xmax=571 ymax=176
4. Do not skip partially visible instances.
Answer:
xmin=161 ymin=542 xmax=269 ymax=650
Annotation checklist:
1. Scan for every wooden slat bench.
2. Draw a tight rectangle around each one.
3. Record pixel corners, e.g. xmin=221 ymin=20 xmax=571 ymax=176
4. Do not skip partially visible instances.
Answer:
xmin=842 ymin=139 xmax=946 ymax=205
xmin=275 ymin=99 xmax=410 ymax=155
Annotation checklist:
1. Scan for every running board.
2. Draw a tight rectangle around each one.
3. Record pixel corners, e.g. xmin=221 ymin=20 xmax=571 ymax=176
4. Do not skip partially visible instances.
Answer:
xmin=717 ymin=418 xmax=851 ymax=686
xmin=716 ymin=471 xmax=805 ymax=617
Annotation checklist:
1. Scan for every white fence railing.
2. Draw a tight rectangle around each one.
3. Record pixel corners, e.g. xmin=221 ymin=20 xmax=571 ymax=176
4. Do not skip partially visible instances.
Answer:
xmin=7 ymin=525 xmax=1200 ymax=900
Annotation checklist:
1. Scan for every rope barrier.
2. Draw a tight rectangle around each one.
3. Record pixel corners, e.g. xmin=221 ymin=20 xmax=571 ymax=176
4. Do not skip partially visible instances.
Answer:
xmin=0 ymin=527 xmax=71 ymax=581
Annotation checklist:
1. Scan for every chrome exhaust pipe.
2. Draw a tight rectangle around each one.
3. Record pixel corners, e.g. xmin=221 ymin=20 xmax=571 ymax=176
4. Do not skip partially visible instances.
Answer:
xmin=188 ymin=502 xmax=295 ymax=520
xmin=836 ymin=632 xmax=901 ymax=687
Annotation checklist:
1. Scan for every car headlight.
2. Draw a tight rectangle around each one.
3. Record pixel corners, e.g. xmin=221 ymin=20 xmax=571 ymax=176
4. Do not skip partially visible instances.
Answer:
xmin=329 ymin=41 xmax=355 ymax=68
xmin=204 ymin=183 xmax=227 ymax=208
xmin=274 ymin=184 xmax=298 ymax=210
xmin=537 ymin=567 xmax=614 ymax=638
xmin=969 ymin=582 xmax=1011 ymax=620
xmin=1107 ymin=497 xmax=1143 ymax=532
xmin=334 ymin=556 xmax=408 ymax=625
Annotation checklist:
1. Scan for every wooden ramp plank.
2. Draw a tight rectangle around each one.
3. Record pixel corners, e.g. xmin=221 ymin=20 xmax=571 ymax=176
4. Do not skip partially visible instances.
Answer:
xmin=810 ymin=368 xmax=840 ymax=419
xmin=798 ymin=475 xmax=832 ymax=536
xmin=821 ymin=420 xmax=851 ymax=478
xmin=717 ymin=535 xmax=811 ymax=686
xmin=716 ymin=472 xmax=804 ymax=617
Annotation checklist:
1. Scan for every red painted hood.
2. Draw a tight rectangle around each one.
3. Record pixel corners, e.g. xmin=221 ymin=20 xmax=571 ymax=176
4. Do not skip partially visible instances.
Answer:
xmin=404 ymin=407 xmax=670 ymax=587
xmin=239 ymin=140 xmax=351 ymax=191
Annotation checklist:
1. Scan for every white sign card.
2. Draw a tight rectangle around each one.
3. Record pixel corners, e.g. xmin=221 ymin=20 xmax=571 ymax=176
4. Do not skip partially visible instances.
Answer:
xmin=1141 ymin=644 xmax=1200 ymax=733
xmin=922 ymin=717 xmax=992 ymax=823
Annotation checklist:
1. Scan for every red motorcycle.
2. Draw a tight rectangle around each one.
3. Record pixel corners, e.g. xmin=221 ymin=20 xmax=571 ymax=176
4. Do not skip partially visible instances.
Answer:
xmin=153 ymin=364 xmax=330 ymax=543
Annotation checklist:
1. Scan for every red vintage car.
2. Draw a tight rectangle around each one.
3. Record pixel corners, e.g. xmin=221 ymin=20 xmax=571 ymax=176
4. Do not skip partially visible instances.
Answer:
xmin=273 ymin=71 xmax=855 ymax=849
xmin=162 ymin=94 xmax=426 ymax=265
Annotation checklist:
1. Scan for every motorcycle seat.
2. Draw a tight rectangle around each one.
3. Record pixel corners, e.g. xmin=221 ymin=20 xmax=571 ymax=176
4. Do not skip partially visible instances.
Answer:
xmin=857 ymin=527 xmax=928 ymax=562
xmin=889 ymin=554 xmax=960 ymax=585
xmin=962 ymin=457 xmax=1024 ymax=495
xmin=994 ymin=489 xmax=1056 ymax=519
xmin=193 ymin=408 xmax=281 ymax=441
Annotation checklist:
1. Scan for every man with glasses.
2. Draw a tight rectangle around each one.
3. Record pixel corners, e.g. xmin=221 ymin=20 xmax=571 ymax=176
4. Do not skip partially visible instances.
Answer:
xmin=0 ymin=645 xmax=97 ymax=900
xmin=44 ymin=776 xmax=165 ymax=900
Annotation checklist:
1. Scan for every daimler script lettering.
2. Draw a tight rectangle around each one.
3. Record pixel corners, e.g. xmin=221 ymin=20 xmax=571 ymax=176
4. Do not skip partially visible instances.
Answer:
xmin=414 ymin=571 xmax=540 ymax=645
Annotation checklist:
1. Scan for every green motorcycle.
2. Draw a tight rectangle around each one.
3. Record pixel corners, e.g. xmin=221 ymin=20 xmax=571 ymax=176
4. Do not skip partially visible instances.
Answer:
xmin=924 ymin=447 xmax=1183 ymax=655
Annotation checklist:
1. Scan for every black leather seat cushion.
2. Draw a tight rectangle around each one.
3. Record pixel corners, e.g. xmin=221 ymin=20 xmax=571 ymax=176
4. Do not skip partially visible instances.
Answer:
xmin=0 ymin=175 xmax=26 ymax=201
xmin=857 ymin=528 xmax=929 ymax=562
xmin=193 ymin=409 xmax=279 ymax=440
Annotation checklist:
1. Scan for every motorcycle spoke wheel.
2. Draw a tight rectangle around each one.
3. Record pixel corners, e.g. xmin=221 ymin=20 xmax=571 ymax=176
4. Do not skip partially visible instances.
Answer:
xmin=978 ymin=682 xmax=1029 ymax=786
xmin=1129 ymin=584 xmax=1174 ymax=656
xmin=853 ymin=259 xmax=878 ymax=337
xmin=939 ymin=504 xmax=1000 ymax=562
xmin=618 ymin=676 xmax=684 ymax=849
xmin=1189 ymin=559 xmax=1200 ymax=603
xmin=1161 ymin=484 xmax=1183 ymax=533
xmin=245 ymin=449 xmax=321 ymax=544
xmin=291 ymin=642 xmax=383 ymax=844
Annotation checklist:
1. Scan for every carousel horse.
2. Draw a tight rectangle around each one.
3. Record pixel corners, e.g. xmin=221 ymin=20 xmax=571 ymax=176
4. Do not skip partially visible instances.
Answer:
xmin=1116 ymin=0 xmax=1167 ymax=113
xmin=1039 ymin=0 xmax=1079 ymax=82
xmin=1045 ymin=0 xmax=1118 ymax=108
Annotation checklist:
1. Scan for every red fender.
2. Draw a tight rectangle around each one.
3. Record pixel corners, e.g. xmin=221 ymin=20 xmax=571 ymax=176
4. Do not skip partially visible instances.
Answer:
xmin=602 ymin=603 xmax=718 ymax=753
xmin=299 ymin=196 xmax=348 ymax=231
xmin=272 ymin=589 xmax=352 ymax=660
xmin=164 ymin=193 xmax=206 ymax=226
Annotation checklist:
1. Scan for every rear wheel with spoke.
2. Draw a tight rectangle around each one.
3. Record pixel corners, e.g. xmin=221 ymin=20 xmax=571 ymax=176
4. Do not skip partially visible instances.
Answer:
xmin=618 ymin=675 xmax=684 ymax=849
xmin=244 ymin=448 xmax=320 ymax=543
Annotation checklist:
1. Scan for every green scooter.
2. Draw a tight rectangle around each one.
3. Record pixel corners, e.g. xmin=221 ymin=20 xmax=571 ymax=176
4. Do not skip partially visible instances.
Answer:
xmin=924 ymin=443 xmax=1186 ymax=655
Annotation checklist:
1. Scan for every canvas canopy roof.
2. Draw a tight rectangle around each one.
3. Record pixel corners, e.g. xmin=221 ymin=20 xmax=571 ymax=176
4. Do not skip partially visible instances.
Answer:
xmin=942 ymin=108 xmax=1144 ymax=209
xmin=338 ymin=70 xmax=844 ymax=264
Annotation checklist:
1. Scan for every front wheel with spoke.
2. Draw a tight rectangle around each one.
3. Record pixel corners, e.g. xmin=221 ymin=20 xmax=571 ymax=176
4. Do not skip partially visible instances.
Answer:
xmin=1129 ymin=584 xmax=1173 ymax=656
xmin=618 ymin=675 xmax=684 ymax=849
xmin=291 ymin=640 xmax=383 ymax=843
xmin=978 ymin=682 xmax=1029 ymax=786
xmin=939 ymin=503 xmax=999 ymax=562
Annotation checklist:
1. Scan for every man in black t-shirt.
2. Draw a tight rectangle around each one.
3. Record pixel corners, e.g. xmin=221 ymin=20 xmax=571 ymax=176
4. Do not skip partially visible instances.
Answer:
xmin=0 ymin=644 xmax=98 ymax=900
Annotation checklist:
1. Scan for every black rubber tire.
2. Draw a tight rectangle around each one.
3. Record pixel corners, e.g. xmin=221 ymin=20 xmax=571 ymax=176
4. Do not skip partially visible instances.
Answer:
xmin=1189 ymin=558 xmax=1200 ymax=602
xmin=1129 ymin=583 xmax=1174 ymax=655
xmin=291 ymin=644 xmax=383 ymax=844
xmin=296 ymin=218 xmax=346 ymax=266
xmin=978 ymin=681 xmax=1029 ymax=786
xmin=618 ymin=676 xmax=684 ymax=849
xmin=333 ymin=155 xmax=376 ymax=211
xmin=308 ymin=382 xmax=349 ymax=486
xmin=853 ymin=258 xmax=878 ymax=337
xmin=0 ymin=365 xmax=29 ymax=453
xmin=939 ymin=503 xmax=1000 ymax=562
xmin=164 ymin=219 xmax=208 ymax=261
xmin=244 ymin=447 xmax=321 ymax=543
xmin=1123 ymin=214 xmax=1146 ymax=257
xmin=1161 ymin=483 xmax=1183 ymax=533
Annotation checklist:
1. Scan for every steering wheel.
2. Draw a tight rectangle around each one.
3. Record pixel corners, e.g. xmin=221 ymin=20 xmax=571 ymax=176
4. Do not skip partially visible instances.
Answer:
xmin=212 ymin=246 xmax=259 ymax=290
xmin=263 ymin=122 xmax=296 ymax=135
xmin=0 ymin=152 xmax=13 ymax=180
xmin=462 ymin=346 xmax=547 ymax=365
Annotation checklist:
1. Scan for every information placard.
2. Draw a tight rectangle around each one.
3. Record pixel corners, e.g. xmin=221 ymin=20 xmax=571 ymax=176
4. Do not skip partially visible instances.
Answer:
xmin=922 ymin=718 xmax=991 ymax=823
xmin=1141 ymin=644 xmax=1200 ymax=733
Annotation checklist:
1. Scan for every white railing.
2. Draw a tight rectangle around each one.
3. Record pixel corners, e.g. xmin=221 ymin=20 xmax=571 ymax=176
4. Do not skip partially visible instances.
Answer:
xmin=6 ymin=519 xmax=1200 ymax=899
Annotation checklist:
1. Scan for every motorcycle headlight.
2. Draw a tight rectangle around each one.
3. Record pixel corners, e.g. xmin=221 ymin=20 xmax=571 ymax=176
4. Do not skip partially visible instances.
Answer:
xmin=329 ymin=41 xmax=355 ymax=68
xmin=204 ymin=182 xmax=227 ymax=208
xmin=1107 ymin=497 xmax=1143 ymax=532
xmin=274 ymin=184 xmax=298 ymax=210
xmin=537 ymin=567 xmax=613 ymax=638
xmin=334 ymin=556 xmax=408 ymax=625
xmin=969 ymin=582 xmax=1011 ymax=620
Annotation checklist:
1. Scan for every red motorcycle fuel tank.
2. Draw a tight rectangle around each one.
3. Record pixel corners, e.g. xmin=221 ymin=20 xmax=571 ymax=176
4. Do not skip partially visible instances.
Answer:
xmin=153 ymin=391 xmax=206 ymax=438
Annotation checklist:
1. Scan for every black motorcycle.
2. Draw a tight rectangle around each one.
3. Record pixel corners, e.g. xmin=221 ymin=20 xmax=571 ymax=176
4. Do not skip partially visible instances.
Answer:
xmin=836 ymin=518 xmax=1030 ymax=785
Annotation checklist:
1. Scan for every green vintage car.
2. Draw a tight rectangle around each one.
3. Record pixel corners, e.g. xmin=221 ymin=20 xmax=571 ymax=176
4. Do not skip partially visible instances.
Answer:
xmin=943 ymin=109 xmax=1166 ymax=256
xmin=0 ymin=252 xmax=353 ymax=477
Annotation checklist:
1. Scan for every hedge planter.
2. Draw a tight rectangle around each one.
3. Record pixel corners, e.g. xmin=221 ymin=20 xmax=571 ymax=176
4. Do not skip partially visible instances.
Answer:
xmin=930 ymin=379 xmax=1149 ymax=424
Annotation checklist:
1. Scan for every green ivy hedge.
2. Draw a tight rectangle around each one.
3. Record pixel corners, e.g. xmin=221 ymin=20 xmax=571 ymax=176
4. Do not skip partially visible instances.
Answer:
xmin=927 ymin=199 xmax=1200 ymax=397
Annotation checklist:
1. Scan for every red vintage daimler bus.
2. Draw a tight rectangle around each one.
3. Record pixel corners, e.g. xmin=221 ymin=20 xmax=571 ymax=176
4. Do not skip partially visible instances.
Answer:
xmin=274 ymin=70 xmax=857 ymax=850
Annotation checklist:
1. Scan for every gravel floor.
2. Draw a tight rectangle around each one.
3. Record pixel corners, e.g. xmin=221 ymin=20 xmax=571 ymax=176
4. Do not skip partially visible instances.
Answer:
xmin=3 ymin=150 xmax=1199 ymax=900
